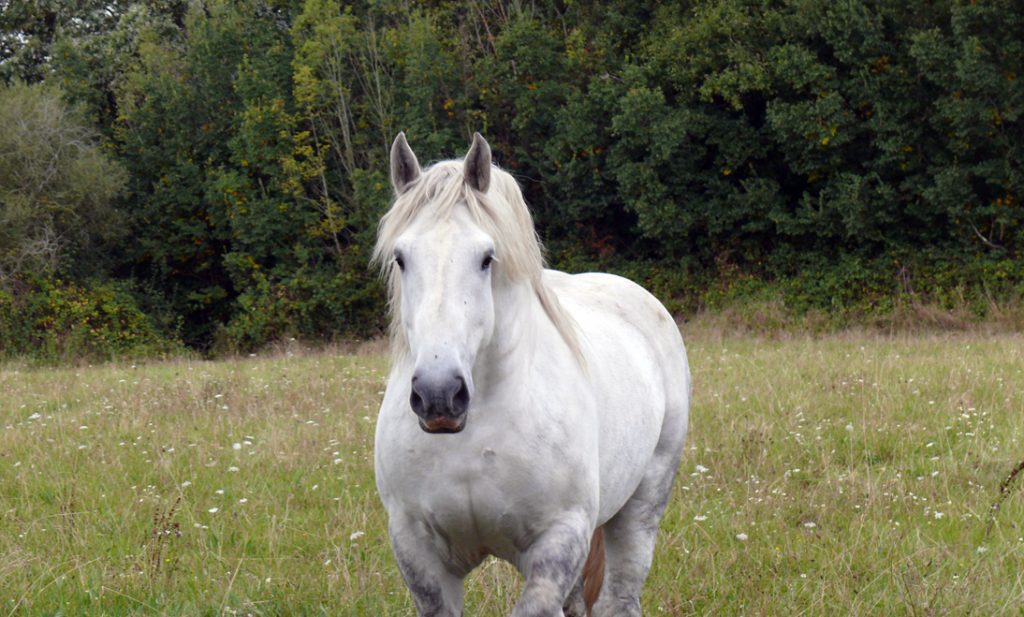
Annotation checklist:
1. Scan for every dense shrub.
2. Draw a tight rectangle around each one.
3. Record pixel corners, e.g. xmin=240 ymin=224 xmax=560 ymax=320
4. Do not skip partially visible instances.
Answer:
xmin=0 ymin=278 xmax=180 ymax=362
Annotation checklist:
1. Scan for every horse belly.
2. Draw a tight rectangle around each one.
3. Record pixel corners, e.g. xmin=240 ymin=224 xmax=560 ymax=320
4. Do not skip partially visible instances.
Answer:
xmin=565 ymin=311 xmax=668 ymax=523
xmin=418 ymin=463 xmax=565 ymax=562
xmin=592 ymin=341 xmax=666 ymax=524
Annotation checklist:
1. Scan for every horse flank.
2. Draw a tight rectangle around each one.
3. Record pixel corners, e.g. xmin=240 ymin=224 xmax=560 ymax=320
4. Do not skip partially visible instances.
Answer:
xmin=371 ymin=160 xmax=584 ymax=365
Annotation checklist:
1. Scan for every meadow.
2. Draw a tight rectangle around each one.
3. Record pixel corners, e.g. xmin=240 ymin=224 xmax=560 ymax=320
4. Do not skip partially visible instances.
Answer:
xmin=2 ymin=329 xmax=1023 ymax=616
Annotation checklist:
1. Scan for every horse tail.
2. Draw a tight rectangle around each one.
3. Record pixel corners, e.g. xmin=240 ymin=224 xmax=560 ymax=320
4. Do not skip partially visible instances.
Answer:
xmin=582 ymin=526 xmax=605 ymax=616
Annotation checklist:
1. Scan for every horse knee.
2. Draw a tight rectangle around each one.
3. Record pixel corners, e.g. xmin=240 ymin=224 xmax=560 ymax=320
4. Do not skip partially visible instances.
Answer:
xmin=593 ymin=596 xmax=641 ymax=617
xmin=512 ymin=588 xmax=568 ymax=617
xmin=389 ymin=522 xmax=465 ymax=617
xmin=562 ymin=577 xmax=587 ymax=617
xmin=513 ymin=515 xmax=593 ymax=617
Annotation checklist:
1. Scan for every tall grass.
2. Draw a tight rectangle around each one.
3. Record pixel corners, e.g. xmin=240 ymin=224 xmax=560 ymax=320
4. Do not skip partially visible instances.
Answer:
xmin=1 ymin=332 xmax=1022 ymax=615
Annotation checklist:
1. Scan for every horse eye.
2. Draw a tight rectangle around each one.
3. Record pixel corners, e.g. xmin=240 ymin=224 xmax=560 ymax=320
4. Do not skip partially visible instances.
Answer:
xmin=481 ymin=254 xmax=494 ymax=271
xmin=394 ymin=252 xmax=405 ymax=271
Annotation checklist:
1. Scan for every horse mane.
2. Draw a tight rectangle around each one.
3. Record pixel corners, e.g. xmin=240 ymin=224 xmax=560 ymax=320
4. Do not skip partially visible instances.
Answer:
xmin=371 ymin=159 xmax=584 ymax=365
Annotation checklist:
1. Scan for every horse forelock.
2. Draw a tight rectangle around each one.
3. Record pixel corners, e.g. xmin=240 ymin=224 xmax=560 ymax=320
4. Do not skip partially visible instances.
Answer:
xmin=372 ymin=159 xmax=584 ymax=365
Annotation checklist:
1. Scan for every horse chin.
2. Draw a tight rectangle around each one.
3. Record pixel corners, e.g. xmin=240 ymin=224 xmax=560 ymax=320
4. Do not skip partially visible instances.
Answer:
xmin=418 ymin=415 xmax=467 ymax=434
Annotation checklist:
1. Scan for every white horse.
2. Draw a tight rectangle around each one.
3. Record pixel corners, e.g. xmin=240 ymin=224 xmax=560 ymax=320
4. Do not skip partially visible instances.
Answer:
xmin=373 ymin=133 xmax=690 ymax=617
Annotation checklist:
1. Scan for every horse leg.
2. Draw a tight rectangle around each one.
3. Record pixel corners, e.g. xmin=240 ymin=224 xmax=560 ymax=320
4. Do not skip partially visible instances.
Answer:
xmin=593 ymin=415 xmax=686 ymax=617
xmin=563 ymin=526 xmax=604 ymax=617
xmin=389 ymin=519 xmax=465 ymax=617
xmin=562 ymin=577 xmax=587 ymax=617
xmin=511 ymin=510 xmax=592 ymax=617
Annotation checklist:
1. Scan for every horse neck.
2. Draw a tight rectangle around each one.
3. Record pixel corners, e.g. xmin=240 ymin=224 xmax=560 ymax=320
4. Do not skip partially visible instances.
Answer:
xmin=477 ymin=275 xmax=558 ymax=388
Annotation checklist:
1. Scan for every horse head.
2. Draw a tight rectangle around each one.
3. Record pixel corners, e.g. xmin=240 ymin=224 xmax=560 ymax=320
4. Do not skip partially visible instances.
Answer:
xmin=381 ymin=133 xmax=498 ymax=433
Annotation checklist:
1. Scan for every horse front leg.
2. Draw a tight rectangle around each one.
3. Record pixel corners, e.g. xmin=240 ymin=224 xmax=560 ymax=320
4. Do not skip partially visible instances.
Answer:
xmin=389 ymin=518 xmax=465 ymax=617
xmin=512 ymin=511 xmax=592 ymax=617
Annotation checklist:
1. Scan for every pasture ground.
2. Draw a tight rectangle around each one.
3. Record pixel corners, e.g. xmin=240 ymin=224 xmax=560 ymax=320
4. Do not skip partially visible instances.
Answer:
xmin=2 ymin=330 xmax=1023 ymax=615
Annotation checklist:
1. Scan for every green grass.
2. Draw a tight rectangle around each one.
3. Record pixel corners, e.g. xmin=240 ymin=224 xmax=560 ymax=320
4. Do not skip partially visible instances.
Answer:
xmin=2 ymin=332 xmax=1023 ymax=615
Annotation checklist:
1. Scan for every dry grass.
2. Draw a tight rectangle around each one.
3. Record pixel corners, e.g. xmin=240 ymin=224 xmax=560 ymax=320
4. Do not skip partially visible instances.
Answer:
xmin=685 ymin=298 xmax=1024 ymax=341
xmin=1 ymin=332 xmax=1023 ymax=615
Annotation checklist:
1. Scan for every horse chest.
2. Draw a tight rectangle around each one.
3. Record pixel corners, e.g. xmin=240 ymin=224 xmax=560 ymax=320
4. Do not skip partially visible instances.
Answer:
xmin=394 ymin=436 xmax=582 ymax=507
xmin=418 ymin=448 xmax=568 ymax=560
xmin=379 ymin=417 xmax=591 ymax=555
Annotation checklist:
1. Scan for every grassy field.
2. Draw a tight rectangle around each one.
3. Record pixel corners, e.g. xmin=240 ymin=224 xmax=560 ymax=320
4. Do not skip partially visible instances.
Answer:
xmin=2 ymin=331 xmax=1024 ymax=615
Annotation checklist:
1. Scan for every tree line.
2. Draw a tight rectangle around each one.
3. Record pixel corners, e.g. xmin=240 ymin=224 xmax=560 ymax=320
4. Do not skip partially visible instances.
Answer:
xmin=0 ymin=0 xmax=1021 ymax=358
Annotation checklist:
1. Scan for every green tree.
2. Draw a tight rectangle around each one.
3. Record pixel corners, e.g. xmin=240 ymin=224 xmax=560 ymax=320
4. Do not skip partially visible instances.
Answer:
xmin=107 ymin=1 xmax=300 ymax=345
xmin=0 ymin=81 xmax=126 ymax=286
xmin=0 ymin=0 xmax=131 ymax=84
xmin=5 ymin=0 xmax=1021 ymax=355
xmin=911 ymin=0 xmax=1024 ymax=254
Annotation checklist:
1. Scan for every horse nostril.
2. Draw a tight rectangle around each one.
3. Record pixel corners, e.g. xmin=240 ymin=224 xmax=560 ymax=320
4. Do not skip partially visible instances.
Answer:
xmin=452 ymin=376 xmax=470 ymax=413
xmin=409 ymin=388 xmax=425 ymax=416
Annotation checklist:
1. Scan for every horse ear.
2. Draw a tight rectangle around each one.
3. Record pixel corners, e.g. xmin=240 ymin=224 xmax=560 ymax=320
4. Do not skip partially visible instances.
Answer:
xmin=390 ymin=132 xmax=421 ymax=195
xmin=464 ymin=132 xmax=491 ymax=194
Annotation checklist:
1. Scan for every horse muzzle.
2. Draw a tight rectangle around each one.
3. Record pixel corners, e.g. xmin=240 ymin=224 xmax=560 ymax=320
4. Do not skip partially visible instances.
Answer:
xmin=410 ymin=370 xmax=470 ymax=434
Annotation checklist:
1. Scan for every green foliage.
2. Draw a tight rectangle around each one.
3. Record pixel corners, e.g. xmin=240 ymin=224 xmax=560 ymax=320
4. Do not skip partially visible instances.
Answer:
xmin=0 ymin=0 xmax=131 ymax=84
xmin=0 ymin=277 xmax=180 ymax=361
xmin=0 ymin=81 xmax=127 ymax=284
xmin=216 ymin=250 xmax=383 ymax=353
xmin=635 ymin=0 xmax=1022 ymax=265
xmin=1 ymin=0 xmax=1021 ymax=357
